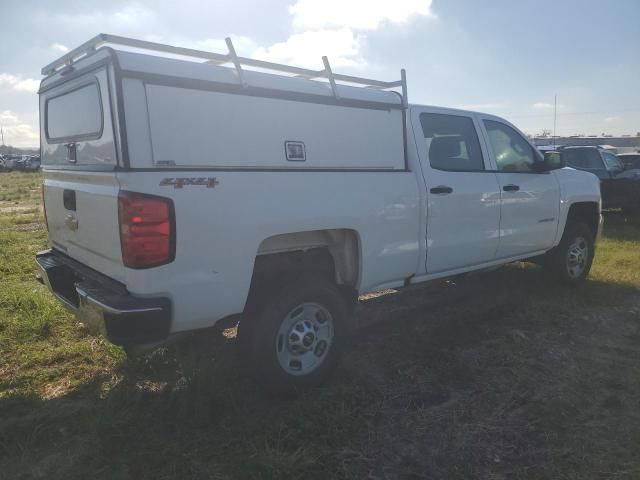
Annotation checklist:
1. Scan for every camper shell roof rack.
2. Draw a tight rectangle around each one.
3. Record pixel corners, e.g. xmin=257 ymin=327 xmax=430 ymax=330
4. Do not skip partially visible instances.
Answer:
xmin=41 ymin=33 xmax=408 ymax=107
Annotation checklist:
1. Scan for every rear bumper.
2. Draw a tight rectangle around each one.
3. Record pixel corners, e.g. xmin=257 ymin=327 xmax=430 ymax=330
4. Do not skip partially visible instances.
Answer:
xmin=36 ymin=249 xmax=171 ymax=346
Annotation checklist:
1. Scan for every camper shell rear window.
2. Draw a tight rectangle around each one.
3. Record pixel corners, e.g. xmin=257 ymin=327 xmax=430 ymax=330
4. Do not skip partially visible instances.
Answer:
xmin=45 ymin=81 xmax=103 ymax=143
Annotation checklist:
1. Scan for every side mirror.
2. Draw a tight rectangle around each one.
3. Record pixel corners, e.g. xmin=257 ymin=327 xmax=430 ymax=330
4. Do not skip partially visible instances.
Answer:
xmin=542 ymin=151 xmax=565 ymax=171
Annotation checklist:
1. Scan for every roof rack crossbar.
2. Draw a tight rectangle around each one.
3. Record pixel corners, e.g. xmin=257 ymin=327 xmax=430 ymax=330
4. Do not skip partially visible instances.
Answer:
xmin=41 ymin=33 xmax=408 ymax=105
xmin=224 ymin=37 xmax=247 ymax=88
xmin=322 ymin=56 xmax=339 ymax=99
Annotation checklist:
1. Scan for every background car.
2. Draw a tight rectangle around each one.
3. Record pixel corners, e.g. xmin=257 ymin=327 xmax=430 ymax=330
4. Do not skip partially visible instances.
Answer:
xmin=25 ymin=155 xmax=41 ymax=171
xmin=2 ymin=155 xmax=20 ymax=171
xmin=560 ymin=146 xmax=640 ymax=214
xmin=0 ymin=154 xmax=40 ymax=172
xmin=13 ymin=156 xmax=28 ymax=171
xmin=537 ymin=145 xmax=564 ymax=155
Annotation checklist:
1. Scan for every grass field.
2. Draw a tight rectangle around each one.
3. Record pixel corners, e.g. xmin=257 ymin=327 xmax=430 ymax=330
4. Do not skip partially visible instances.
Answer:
xmin=1 ymin=171 xmax=640 ymax=479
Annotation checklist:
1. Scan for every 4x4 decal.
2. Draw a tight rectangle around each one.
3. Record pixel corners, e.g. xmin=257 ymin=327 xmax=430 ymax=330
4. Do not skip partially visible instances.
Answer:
xmin=160 ymin=177 xmax=220 ymax=189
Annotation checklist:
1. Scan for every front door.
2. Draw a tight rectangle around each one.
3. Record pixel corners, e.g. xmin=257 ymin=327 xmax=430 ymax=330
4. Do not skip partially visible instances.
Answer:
xmin=414 ymin=109 xmax=502 ymax=274
xmin=480 ymin=118 xmax=560 ymax=258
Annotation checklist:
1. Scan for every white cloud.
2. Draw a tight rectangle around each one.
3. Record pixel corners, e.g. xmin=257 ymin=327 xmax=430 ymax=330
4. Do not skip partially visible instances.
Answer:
xmin=0 ymin=73 xmax=39 ymax=93
xmin=190 ymin=30 xmax=365 ymax=70
xmin=290 ymin=0 xmax=434 ymax=30
xmin=604 ymin=116 xmax=619 ymax=123
xmin=54 ymin=6 xmax=159 ymax=38
xmin=254 ymin=29 xmax=365 ymax=68
xmin=229 ymin=0 xmax=433 ymax=71
xmin=532 ymin=102 xmax=567 ymax=111
xmin=0 ymin=110 xmax=39 ymax=148
xmin=50 ymin=42 xmax=69 ymax=53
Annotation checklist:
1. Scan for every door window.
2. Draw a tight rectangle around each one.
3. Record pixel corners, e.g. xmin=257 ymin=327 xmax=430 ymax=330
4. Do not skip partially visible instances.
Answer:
xmin=562 ymin=149 xmax=604 ymax=170
xmin=420 ymin=113 xmax=484 ymax=171
xmin=484 ymin=120 xmax=536 ymax=172
xmin=620 ymin=154 xmax=640 ymax=169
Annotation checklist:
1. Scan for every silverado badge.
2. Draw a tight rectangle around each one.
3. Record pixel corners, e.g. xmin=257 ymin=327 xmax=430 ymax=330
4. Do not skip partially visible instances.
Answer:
xmin=160 ymin=177 xmax=220 ymax=189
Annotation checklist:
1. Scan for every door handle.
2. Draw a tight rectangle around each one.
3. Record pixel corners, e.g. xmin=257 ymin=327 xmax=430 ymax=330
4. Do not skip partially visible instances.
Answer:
xmin=503 ymin=184 xmax=520 ymax=192
xmin=65 ymin=142 xmax=77 ymax=163
xmin=430 ymin=186 xmax=453 ymax=195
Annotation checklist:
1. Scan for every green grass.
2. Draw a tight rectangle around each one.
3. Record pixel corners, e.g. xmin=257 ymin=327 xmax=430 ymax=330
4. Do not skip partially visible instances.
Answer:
xmin=1 ymin=172 xmax=640 ymax=479
xmin=0 ymin=172 xmax=42 ymax=203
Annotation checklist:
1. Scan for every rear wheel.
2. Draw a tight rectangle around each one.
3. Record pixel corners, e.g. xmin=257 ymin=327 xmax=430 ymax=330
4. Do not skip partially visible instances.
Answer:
xmin=239 ymin=275 xmax=348 ymax=391
xmin=544 ymin=221 xmax=594 ymax=285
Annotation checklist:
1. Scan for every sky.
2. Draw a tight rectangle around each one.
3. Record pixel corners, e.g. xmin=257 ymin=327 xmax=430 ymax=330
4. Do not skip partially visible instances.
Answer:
xmin=0 ymin=0 xmax=639 ymax=148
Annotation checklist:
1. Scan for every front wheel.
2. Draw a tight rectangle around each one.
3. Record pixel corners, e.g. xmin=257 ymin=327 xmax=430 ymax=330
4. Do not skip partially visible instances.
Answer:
xmin=544 ymin=221 xmax=595 ymax=285
xmin=239 ymin=276 xmax=348 ymax=391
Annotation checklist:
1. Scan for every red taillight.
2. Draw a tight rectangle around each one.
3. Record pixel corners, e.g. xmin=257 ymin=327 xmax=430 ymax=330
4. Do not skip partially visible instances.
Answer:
xmin=118 ymin=191 xmax=175 ymax=269
xmin=41 ymin=183 xmax=49 ymax=232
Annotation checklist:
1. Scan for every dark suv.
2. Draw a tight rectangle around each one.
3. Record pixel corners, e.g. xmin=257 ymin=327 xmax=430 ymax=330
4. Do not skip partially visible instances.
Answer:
xmin=560 ymin=146 xmax=640 ymax=213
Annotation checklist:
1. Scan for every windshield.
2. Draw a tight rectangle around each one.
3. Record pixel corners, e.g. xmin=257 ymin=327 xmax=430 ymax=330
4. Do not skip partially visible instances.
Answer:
xmin=602 ymin=152 xmax=624 ymax=172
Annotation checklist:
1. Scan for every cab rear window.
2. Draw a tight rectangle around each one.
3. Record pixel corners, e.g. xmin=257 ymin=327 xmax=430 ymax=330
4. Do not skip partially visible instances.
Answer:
xmin=45 ymin=82 xmax=103 ymax=142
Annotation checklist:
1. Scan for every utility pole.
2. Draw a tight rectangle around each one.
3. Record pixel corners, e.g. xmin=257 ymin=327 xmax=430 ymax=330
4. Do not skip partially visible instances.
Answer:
xmin=0 ymin=127 xmax=5 ymax=147
xmin=553 ymin=94 xmax=557 ymax=149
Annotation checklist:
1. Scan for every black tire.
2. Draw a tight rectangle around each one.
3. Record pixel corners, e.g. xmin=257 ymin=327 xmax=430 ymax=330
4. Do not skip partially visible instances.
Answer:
xmin=238 ymin=275 xmax=348 ymax=391
xmin=544 ymin=221 xmax=595 ymax=285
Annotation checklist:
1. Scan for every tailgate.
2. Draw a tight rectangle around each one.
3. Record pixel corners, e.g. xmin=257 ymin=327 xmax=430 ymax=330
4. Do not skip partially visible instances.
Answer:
xmin=43 ymin=171 xmax=123 ymax=279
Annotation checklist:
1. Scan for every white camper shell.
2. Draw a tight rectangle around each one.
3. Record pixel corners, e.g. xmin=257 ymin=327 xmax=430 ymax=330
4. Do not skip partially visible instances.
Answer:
xmin=37 ymin=35 xmax=602 ymax=389
xmin=40 ymin=34 xmax=407 ymax=171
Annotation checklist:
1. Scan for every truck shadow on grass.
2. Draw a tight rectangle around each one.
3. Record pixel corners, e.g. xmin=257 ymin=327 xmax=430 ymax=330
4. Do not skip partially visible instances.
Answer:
xmin=2 ymin=265 xmax=640 ymax=479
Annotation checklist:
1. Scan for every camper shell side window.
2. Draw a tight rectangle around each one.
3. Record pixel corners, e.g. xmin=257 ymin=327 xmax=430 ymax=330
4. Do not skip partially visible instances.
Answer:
xmin=45 ymin=80 xmax=104 ymax=143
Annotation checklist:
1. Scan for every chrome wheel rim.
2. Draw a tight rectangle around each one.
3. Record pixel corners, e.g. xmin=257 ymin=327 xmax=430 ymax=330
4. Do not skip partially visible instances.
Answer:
xmin=276 ymin=302 xmax=334 ymax=376
xmin=567 ymin=236 xmax=589 ymax=279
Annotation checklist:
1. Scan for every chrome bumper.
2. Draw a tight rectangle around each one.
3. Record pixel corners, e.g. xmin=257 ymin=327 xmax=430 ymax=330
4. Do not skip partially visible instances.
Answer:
xmin=36 ymin=250 xmax=171 ymax=346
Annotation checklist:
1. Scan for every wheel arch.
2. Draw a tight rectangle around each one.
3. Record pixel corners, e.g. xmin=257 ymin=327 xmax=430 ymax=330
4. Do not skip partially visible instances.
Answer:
xmin=564 ymin=201 xmax=600 ymax=241
xmin=245 ymin=228 xmax=362 ymax=310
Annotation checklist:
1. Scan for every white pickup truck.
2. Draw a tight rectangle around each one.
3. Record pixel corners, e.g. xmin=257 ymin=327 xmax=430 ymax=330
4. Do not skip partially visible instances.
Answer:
xmin=37 ymin=34 xmax=602 ymax=389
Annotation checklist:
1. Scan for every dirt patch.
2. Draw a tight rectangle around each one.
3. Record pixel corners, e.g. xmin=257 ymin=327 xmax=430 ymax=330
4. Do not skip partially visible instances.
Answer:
xmin=11 ymin=222 xmax=43 ymax=232
xmin=0 ymin=205 xmax=39 ymax=214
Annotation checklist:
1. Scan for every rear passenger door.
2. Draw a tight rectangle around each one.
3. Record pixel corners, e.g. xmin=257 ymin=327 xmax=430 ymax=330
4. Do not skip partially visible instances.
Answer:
xmin=413 ymin=109 xmax=501 ymax=274
xmin=479 ymin=118 xmax=560 ymax=258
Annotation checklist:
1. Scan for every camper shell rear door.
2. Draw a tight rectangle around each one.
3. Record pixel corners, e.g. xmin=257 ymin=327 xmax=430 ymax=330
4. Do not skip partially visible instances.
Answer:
xmin=39 ymin=55 xmax=125 ymax=279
